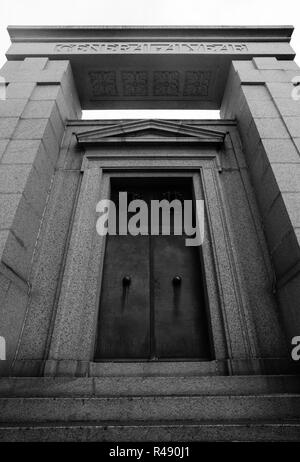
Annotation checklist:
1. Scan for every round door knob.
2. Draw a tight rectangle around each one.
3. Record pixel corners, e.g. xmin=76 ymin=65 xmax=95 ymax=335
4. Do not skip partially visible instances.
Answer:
xmin=173 ymin=276 xmax=182 ymax=286
xmin=122 ymin=276 xmax=131 ymax=286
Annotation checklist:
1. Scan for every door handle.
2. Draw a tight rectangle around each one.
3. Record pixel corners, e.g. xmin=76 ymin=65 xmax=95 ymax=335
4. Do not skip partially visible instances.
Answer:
xmin=122 ymin=276 xmax=131 ymax=287
xmin=172 ymin=276 xmax=182 ymax=286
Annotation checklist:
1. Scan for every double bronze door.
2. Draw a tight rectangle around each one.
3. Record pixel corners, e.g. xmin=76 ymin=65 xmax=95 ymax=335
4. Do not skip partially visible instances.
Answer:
xmin=95 ymin=178 xmax=211 ymax=361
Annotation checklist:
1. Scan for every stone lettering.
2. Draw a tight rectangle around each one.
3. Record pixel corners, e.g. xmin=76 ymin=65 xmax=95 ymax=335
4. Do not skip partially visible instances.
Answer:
xmin=55 ymin=42 xmax=248 ymax=54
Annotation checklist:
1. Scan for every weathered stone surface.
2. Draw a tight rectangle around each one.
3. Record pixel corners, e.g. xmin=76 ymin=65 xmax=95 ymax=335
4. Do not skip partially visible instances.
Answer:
xmin=0 ymin=56 xmax=80 ymax=368
xmin=282 ymin=192 xmax=300 ymax=226
xmin=30 ymin=84 xmax=60 ymax=101
xmin=262 ymin=138 xmax=300 ymax=163
xmin=0 ymin=230 xmax=10 ymax=257
xmin=0 ymin=139 xmax=9 ymax=159
xmin=0 ymin=194 xmax=42 ymax=281
xmin=263 ymin=194 xmax=294 ymax=251
xmin=13 ymin=118 xmax=60 ymax=164
xmin=266 ymin=82 xmax=294 ymax=98
xmin=22 ymin=100 xmax=64 ymax=140
xmin=236 ymin=69 xmax=265 ymax=84
xmin=260 ymin=70 xmax=293 ymax=83
xmin=220 ymin=169 xmax=287 ymax=357
xmin=1 ymin=375 xmax=300 ymax=397
xmin=0 ymin=118 xmax=18 ymax=138
xmin=248 ymin=142 xmax=269 ymax=179
xmin=21 ymin=57 xmax=48 ymax=70
xmin=0 ymin=63 xmax=78 ymax=341
xmin=221 ymin=59 xmax=300 ymax=371
xmin=1 ymin=421 xmax=300 ymax=442
xmin=242 ymin=85 xmax=271 ymax=101
xmin=246 ymin=99 xmax=279 ymax=118
xmin=279 ymin=60 xmax=300 ymax=70
xmin=2 ymin=143 xmax=54 ymax=215
xmin=0 ymin=229 xmax=32 ymax=279
xmin=272 ymin=163 xmax=300 ymax=192
xmin=274 ymin=98 xmax=300 ymax=117
xmin=1 ymin=59 xmax=69 ymax=85
xmin=0 ymin=100 xmax=27 ymax=117
xmin=60 ymin=68 xmax=81 ymax=119
xmin=0 ymin=164 xmax=49 ymax=217
xmin=22 ymin=100 xmax=57 ymax=119
xmin=0 ymin=194 xmax=22 ymax=229
xmin=39 ymin=121 xmax=61 ymax=164
xmin=48 ymin=167 xmax=104 ymax=361
xmin=0 ymin=395 xmax=300 ymax=423
xmin=284 ymin=117 xmax=300 ymax=138
xmin=241 ymin=120 xmax=261 ymax=158
xmin=253 ymin=57 xmax=283 ymax=70
xmin=14 ymin=118 xmax=51 ymax=140
xmin=278 ymin=272 xmax=300 ymax=336
xmin=0 ymin=164 xmax=33 ymax=194
xmin=254 ymin=117 xmax=289 ymax=139
xmin=6 ymin=83 xmax=35 ymax=100
xmin=0 ymin=283 xmax=28 ymax=360
xmin=31 ymin=84 xmax=79 ymax=121
xmin=271 ymin=230 xmax=300 ymax=278
xmin=2 ymin=139 xmax=44 ymax=164
xmin=220 ymin=68 xmax=243 ymax=119
xmin=0 ymin=272 xmax=10 ymax=309
xmin=16 ymin=170 xmax=81 ymax=360
xmin=293 ymin=138 xmax=300 ymax=154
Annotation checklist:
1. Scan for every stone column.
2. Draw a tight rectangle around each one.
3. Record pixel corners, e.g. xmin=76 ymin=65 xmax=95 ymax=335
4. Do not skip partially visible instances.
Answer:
xmin=221 ymin=57 xmax=300 ymax=342
xmin=0 ymin=57 xmax=81 ymax=372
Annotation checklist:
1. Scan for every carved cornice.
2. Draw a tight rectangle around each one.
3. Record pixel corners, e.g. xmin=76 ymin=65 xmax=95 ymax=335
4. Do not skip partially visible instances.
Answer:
xmin=76 ymin=119 xmax=225 ymax=145
xmin=7 ymin=26 xmax=294 ymax=42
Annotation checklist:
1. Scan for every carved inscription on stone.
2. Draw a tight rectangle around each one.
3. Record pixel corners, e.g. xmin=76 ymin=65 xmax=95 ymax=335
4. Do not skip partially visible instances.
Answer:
xmin=56 ymin=42 xmax=248 ymax=54
xmin=89 ymin=71 xmax=118 ymax=97
xmin=154 ymin=72 xmax=180 ymax=97
xmin=183 ymin=71 xmax=211 ymax=97
xmin=122 ymin=72 xmax=148 ymax=96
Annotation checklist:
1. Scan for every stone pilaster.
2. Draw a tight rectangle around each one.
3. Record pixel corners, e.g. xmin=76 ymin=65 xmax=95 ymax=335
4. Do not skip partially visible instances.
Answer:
xmin=221 ymin=57 xmax=300 ymax=340
xmin=0 ymin=57 xmax=81 ymax=368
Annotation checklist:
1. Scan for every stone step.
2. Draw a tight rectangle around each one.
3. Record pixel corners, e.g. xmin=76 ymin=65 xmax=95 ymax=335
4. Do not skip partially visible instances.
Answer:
xmin=88 ymin=360 xmax=226 ymax=377
xmin=1 ymin=375 xmax=300 ymax=397
xmin=1 ymin=421 xmax=300 ymax=442
xmin=0 ymin=394 xmax=300 ymax=424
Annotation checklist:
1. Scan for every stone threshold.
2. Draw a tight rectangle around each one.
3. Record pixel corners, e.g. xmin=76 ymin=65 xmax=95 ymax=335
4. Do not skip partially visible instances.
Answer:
xmin=0 ymin=374 xmax=300 ymax=397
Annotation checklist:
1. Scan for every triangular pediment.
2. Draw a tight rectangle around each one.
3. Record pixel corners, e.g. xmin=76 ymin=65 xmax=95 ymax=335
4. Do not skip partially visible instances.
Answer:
xmin=76 ymin=119 xmax=225 ymax=145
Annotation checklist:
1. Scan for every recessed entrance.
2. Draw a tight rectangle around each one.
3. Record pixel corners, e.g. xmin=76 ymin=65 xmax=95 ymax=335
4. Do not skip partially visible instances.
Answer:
xmin=95 ymin=177 xmax=212 ymax=361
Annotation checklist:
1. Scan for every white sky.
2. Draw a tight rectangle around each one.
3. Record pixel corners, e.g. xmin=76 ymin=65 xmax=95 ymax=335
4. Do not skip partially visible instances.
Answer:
xmin=1 ymin=0 xmax=300 ymax=119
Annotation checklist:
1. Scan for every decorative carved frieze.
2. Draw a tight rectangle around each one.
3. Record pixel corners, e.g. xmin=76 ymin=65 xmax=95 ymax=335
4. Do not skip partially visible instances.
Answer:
xmin=153 ymin=71 xmax=180 ymax=97
xmin=89 ymin=71 xmax=118 ymax=97
xmin=122 ymin=71 xmax=148 ymax=96
xmin=88 ymin=70 xmax=212 ymax=99
xmin=183 ymin=71 xmax=211 ymax=97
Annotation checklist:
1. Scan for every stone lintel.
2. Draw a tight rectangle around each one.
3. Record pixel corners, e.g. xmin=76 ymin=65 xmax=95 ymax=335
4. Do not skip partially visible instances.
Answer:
xmin=3 ymin=26 xmax=296 ymax=111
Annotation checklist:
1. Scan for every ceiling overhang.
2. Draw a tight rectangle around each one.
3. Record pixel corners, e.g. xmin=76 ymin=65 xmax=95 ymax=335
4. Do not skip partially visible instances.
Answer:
xmin=6 ymin=26 xmax=296 ymax=110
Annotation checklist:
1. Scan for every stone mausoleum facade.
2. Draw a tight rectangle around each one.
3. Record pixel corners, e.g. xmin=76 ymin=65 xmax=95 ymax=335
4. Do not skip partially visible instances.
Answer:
xmin=0 ymin=26 xmax=299 ymax=441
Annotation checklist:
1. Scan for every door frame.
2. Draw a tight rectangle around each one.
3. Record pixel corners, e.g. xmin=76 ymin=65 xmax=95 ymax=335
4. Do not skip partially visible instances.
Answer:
xmin=48 ymin=158 xmax=252 ymax=366
xmin=46 ymin=122 xmax=257 ymax=376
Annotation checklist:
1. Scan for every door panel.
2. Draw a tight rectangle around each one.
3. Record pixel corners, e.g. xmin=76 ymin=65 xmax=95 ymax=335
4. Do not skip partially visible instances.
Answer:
xmin=95 ymin=177 xmax=211 ymax=361
xmin=95 ymin=235 xmax=150 ymax=359
xmin=153 ymin=235 xmax=211 ymax=359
